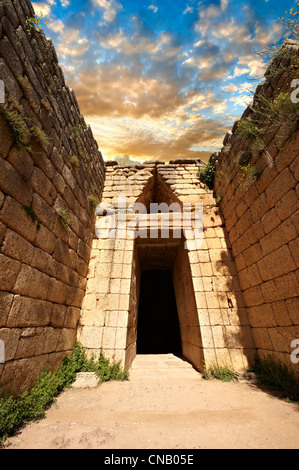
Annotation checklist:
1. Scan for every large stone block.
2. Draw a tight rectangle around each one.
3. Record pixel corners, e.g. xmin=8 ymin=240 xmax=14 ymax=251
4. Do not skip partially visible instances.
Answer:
xmin=250 ymin=193 xmax=270 ymax=224
xmin=265 ymin=168 xmax=296 ymax=208
xmin=50 ymin=304 xmax=66 ymax=328
xmin=271 ymin=301 xmax=293 ymax=327
xmin=0 ymin=197 xmax=37 ymax=243
xmin=243 ymin=285 xmax=264 ymax=307
xmin=268 ymin=326 xmax=299 ymax=354
xmin=275 ymin=189 xmax=299 ymax=222
xmin=247 ymin=303 xmax=277 ymax=328
xmin=7 ymin=295 xmax=52 ymax=327
xmin=286 ymin=297 xmax=299 ymax=325
xmin=257 ymin=245 xmax=296 ymax=281
xmin=0 ymin=254 xmax=21 ymax=291
xmin=2 ymin=229 xmax=35 ymax=265
xmin=260 ymin=219 xmax=297 ymax=257
xmin=56 ymin=327 xmax=77 ymax=351
xmin=0 ymin=355 xmax=49 ymax=393
xmin=13 ymin=264 xmax=50 ymax=300
xmin=0 ymin=328 xmax=21 ymax=361
xmin=0 ymin=292 xmax=14 ymax=327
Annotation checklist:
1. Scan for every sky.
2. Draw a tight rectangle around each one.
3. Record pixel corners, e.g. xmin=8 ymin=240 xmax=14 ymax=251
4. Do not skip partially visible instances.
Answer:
xmin=32 ymin=0 xmax=297 ymax=163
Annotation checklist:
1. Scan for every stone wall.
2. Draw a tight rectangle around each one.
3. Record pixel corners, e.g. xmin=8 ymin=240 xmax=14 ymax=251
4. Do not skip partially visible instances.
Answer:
xmin=173 ymin=240 xmax=204 ymax=369
xmin=0 ymin=0 xmax=105 ymax=391
xmin=213 ymin=40 xmax=299 ymax=375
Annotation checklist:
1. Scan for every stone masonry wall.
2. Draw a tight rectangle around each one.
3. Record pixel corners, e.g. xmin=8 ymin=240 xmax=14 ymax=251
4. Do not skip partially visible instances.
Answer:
xmin=0 ymin=0 xmax=105 ymax=392
xmin=80 ymin=160 xmax=256 ymax=372
xmin=213 ymin=40 xmax=299 ymax=376
xmin=173 ymin=240 xmax=204 ymax=369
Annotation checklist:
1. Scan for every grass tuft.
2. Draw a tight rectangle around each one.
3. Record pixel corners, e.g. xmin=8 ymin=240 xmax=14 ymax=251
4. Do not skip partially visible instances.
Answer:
xmin=202 ymin=364 xmax=235 ymax=382
xmin=0 ymin=105 xmax=29 ymax=150
xmin=56 ymin=207 xmax=69 ymax=230
xmin=87 ymin=194 xmax=100 ymax=207
xmin=70 ymin=155 xmax=80 ymax=168
xmin=250 ymin=354 xmax=299 ymax=402
xmin=30 ymin=125 xmax=50 ymax=148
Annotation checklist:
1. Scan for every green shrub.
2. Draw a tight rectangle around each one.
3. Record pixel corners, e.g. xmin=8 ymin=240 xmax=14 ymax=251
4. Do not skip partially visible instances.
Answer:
xmin=197 ymin=162 xmax=216 ymax=190
xmin=250 ymin=354 xmax=299 ymax=402
xmin=237 ymin=117 xmax=261 ymax=142
xmin=0 ymin=343 xmax=129 ymax=446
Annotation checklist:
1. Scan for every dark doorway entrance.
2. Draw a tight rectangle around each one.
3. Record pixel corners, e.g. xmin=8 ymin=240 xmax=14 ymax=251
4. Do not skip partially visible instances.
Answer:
xmin=137 ymin=269 xmax=182 ymax=354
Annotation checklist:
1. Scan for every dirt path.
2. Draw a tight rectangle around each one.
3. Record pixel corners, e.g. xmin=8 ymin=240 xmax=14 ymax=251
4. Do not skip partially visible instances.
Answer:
xmin=4 ymin=354 xmax=299 ymax=449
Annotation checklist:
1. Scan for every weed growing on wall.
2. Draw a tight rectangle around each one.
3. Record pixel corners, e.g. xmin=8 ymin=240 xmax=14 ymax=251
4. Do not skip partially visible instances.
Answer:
xmin=41 ymin=99 xmax=51 ymax=113
xmin=0 ymin=96 xmax=51 ymax=152
xmin=69 ymin=124 xmax=87 ymax=141
xmin=30 ymin=125 xmax=50 ymax=149
xmin=237 ymin=118 xmax=261 ymax=143
xmin=56 ymin=207 xmax=70 ymax=230
xmin=87 ymin=194 xmax=100 ymax=207
xmin=222 ymin=143 xmax=231 ymax=154
xmin=22 ymin=202 xmax=41 ymax=231
xmin=18 ymin=76 xmax=39 ymax=114
xmin=70 ymin=155 xmax=80 ymax=168
xmin=0 ymin=105 xmax=30 ymax=150
xmin=25 ymin=15 xmax=46 ymax=38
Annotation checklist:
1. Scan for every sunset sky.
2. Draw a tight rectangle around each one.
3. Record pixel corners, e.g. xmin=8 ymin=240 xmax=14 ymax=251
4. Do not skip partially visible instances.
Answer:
xmin=32 ymin=0 xmax=296 ymax=163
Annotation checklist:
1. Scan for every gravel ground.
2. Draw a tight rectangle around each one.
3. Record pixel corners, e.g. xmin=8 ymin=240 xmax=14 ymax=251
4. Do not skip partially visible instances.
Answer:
xmin=3 ymin=354 xmax=299 ymax=450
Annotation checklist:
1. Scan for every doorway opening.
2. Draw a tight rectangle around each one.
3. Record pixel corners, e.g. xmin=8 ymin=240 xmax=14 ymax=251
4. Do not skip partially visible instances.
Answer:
xmin=137 ymin=269 xmax=182 ymax=355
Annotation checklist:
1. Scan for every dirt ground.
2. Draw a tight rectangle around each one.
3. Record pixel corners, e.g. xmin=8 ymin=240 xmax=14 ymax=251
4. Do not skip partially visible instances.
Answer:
xmin=3 ymin=354 xmax=299 ymax=450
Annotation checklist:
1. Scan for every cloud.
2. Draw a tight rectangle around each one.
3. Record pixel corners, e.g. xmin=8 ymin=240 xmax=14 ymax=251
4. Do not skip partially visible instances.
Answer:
xmin=148 ymin=5 xmax=158 ymax=13
xmin=48 ymin=17 xmax=64 ymax=33
xmin=92 ymin=0 xmax=122 ymax=22
xmin=43 ymin=0 xmax=287 ymax=163
xmin=183 ymin=5 xmax=194 ymax=15
xmin=87 ymin=113 xmax=225 ymax=162
xmin=32 ymin=2 xmax=52 ymax=17
xmin=221 ymin=83 xmax=239 ymax=93
xmin=233 ymin=66 xmax=250 ymax=77
xmin=220 ymin=0 xmax=228 ymax=11
xmin=56 ymin=28 xmax=89 ymax=59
